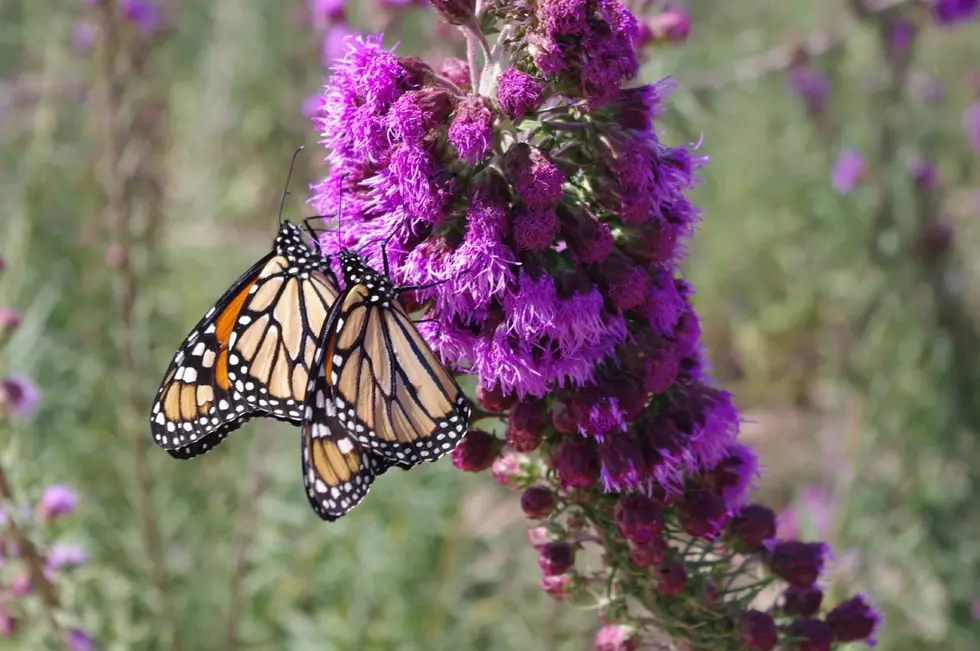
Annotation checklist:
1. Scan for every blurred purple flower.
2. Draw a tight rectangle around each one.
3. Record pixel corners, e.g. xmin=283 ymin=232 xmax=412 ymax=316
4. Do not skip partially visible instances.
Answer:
xmin=322 ymin=24 xmax=355 ymax=67
xmin=910 ymin=157 xmax=938 ymax=189
xmin=831 ymin=150 xmax=866 ymax=194
xmin=66 ymin=629 xmax=97 ymax=651
xmin=963 ymin=102 xmax=980 ymax=153
xmin=72 ymin=20 xmax=97 ymax=53
xmin=649 ymin=6 xmax=691 ymax=43
xmin=309 ymin=0 xmax=346 ymax=23
xmin=1 ymin=374 xmax=40 ymax=420
xmin=787 ymin=66 xmax=830 ymax=114
xmin=38 ymin=484 xmax=78 ymax=521
xmin=0 ymin=307 xmax=20 ymax=331
xmin=930 ymin=0 xmax=980 ymax=25
xmin=302 ymin=94 xmax=323 ymax=119
xmin=121 ymin=0 xmax=163 ymax=36
xmin=0 ymin=608 xmax=16 ymax=637
xmin=888 ymin=20 xmax=916 ymax=55
xmin=47 ymin=542 xmax=88 ymax=569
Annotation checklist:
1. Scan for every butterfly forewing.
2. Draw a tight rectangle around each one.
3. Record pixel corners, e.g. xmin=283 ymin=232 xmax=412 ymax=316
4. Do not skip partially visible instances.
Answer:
xmin=149 ymin=221 xmax=338 ymax=460
xmin=321 ymin=252 xmax=471 ymax=468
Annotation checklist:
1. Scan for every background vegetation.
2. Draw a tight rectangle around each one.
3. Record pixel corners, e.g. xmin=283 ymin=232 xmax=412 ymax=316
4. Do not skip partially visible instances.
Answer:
xmin=1 ymin=0 xmax=978 ymax=649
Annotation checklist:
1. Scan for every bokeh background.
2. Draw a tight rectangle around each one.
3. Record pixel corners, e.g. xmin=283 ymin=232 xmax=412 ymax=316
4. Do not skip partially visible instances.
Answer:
xmin=1 ymin=0 xmax=979 ymax=649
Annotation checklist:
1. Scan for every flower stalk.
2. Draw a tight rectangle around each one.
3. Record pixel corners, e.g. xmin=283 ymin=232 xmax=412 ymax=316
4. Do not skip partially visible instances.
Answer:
xmin=309 ymin=0 xmax=882 ymax=647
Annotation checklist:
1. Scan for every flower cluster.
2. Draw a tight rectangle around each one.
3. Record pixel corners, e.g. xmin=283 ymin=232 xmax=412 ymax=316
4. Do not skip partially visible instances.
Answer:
xmin=308 ymin=0 xmax=882 ymax=647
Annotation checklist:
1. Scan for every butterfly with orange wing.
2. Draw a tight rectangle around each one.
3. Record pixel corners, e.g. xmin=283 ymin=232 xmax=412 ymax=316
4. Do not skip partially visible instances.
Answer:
xmin=299 ymin=247 xmax=471 ymax=520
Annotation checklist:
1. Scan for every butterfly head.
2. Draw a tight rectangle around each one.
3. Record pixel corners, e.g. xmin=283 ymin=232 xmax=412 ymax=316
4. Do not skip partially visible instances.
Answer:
xmin=276 ymin=221 xmax=323 ymax=273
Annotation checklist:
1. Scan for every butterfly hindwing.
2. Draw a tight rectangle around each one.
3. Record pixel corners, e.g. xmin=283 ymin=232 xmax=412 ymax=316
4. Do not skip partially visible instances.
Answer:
xmin=149 ymin=221 xmax=339 ymax=460
xmin=301 ymin=342 xmax=392 ymax=520
xmin=319 ymin=251 xmax=471 ymax=468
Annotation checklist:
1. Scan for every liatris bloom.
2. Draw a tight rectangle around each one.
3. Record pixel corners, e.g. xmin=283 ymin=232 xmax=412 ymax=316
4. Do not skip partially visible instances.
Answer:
xmin=65 ymin=628 xmax=97 ymax=651
xmin=309 ymin=10 xmax=879 ymax=648
xmin=784 ymin=585 xmax=825 ymax=617
xmin=121 ymin=0 xmax=163 ymax=36
xmin=831 ymin=150 xmax=866 ymax=194
xmin=47 ymin=542 xmax=88 ymax=569
xmin=0 ymin=375 xmax=40 ymax=420
xmin=788 ymin=618 xmax=836 ymax=651
xmin=37 ymin=484 xmax=78 ymax=521
xmin=930 ymin=0 xmax=980 ymax=25
xmin=648 ymin=6 xmax=691 ymax=44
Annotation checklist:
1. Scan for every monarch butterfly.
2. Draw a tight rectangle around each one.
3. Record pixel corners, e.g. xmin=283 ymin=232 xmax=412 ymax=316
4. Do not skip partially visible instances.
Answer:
xmin=299 ymin=247 xmax=471 ymax=519
xmin=148 ymin=217 xmax=340 ymax=460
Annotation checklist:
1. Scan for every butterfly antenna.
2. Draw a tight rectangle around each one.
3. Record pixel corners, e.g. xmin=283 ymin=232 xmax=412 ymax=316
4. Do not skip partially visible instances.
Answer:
xmin=278 ymin=146 xmax=306 ymax=226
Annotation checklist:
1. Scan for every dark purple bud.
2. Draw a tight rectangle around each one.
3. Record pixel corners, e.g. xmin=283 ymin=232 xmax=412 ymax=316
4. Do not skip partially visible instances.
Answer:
xmin=507 ymin=400 xmax=547 ymax=452
xmin=448 ymin=94 xmax=494 ymax=164
xmin=513 ymin=206 xmax=559 ymax=252
xmin=787 ymin=618 xmax=836 ymax=651
xmin=561 ymin=207 xmax=614 ymax=265
xmin=451 ymin=429 xmax=497 ymax=472
xmin=783 ymin=586 xmax=824 ymax=617
xmin=477 ymin=383 xmax=516 ymax=412
xmin=615 ymin=494 xmax=663 ymax=543
xmin=599 ymin=251 xmax=651 ymax=311
xmin=656 ymin=562 xmax=687 ymax=595
xmin=728 ymin=504 xmax=777 ymax=551
xmin=538 ymin=541 xmax=576 ymax=576
xmin=551 ymin=406 xmax=578 ymax=434
xmin=629 ymin=537 xmax=667 ymax=568
xmin=121 ymin=0 xmax=164 ymax=37
xmin=38 ymin=483 xmax=78 ymax=521
xmin=553 ymin=436 xmax=600 ymax=489
xmin=769 ymin=541 xmax=829 ymax=588
xmin=540 ymin=572 xmax=579 ymax=600
xmin=521 ymin=486 xmax=557 ymax=519
xmin=439 ymin=57 xmax=470 ymax=88
xmin=504 ymin=144 xmax=565 ymax=209
xmin=496 ymin=68 xmax=545 ymax=120
xmin=427 ymin=0 xmax=476 ymax=25
xmin=594 ymin=623 xmax=639 ymax=651
xmin=678 ymin=489 xmax=729 ymax=540
xmin=826 ymin=595 xmax=882 ymax=644
xmin=649 ymin=7 xmax=690 ymax=43
xmin=739 ymin=610 xmax=778 ymax=651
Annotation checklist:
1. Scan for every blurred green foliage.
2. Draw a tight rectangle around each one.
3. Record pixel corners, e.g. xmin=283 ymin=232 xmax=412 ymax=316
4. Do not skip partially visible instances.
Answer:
xmin=1 ymin=0 xmax=979 ymax=649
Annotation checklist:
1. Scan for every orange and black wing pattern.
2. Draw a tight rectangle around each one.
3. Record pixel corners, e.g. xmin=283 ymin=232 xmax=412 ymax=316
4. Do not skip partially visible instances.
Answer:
xmin=301 ymin=345 xmax=392 ymax=520
xmin=318 ymin=250 xmax=471 ymax=468
xmin=149 ymin=221 xmax=339 ymax=460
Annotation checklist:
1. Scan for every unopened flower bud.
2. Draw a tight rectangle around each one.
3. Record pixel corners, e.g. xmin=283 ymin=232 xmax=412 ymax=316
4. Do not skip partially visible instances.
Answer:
xmin=521 ymin=486 xmax=557 ymax=519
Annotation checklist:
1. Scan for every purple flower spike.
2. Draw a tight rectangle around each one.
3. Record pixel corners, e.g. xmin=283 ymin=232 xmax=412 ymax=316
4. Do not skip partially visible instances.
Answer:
xmin=831 ymin=149 xmax=866 ymax=194
xmin=38 ymin=484 xmax=79 ymax=521
xmin=1 ymin=375 xmax=40 ymax=420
